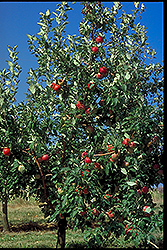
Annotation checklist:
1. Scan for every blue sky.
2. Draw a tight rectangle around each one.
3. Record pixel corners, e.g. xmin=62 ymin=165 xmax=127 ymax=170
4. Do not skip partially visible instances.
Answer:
xmin=0 ymin=2 xmax=163 ymax=103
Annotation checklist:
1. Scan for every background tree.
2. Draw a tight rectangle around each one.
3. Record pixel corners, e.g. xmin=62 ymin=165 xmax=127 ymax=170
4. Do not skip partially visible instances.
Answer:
xmin=0 ymin=1 xmax=163 ymax=247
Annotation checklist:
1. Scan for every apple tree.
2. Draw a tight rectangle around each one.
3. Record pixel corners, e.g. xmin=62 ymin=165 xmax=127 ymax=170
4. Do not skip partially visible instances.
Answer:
xmin=1 ymin=1 xmax=163 ymax=247
xmin=0 ymin=45 xmax=38 ymax=231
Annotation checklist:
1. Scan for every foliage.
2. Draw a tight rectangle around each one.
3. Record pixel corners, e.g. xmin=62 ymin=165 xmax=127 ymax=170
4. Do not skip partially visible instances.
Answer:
xmin=0 ymin=1 xmax=164 ymax=247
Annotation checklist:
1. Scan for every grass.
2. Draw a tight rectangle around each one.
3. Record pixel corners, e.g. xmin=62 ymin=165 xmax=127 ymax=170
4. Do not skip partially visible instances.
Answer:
xmin=0 ymin=188 xmax=163 ymax=248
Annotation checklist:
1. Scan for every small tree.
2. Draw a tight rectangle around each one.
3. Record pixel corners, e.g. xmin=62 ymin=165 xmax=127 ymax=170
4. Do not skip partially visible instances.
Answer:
xmin=0 ymin=2 xmax=163 ymax=247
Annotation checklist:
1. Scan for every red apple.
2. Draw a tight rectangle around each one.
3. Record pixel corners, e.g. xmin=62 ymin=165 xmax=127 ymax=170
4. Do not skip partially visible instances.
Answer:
xmin=81 ymin=169 xmax=90 ymax=176
xmin=108 ymin=210 xmax=114 ymax=218
xmin=125 ymin=228 xmax=137 ymax=236
xmin=125 ymin=228 xmax=133 ymax=235
xmin=76 ymin=101 xmax=85 ymax=110
xmin=109 ymin=157 xmax=115 ymax=163
xmin=94 ymin=162 xmax=100 ymax=170
xmin=91 ymin=46 xmax=99 ymax=54
xmin=88 ymin=82 xmax=95 ymax=89
xmin=153 ymin=163 xmax=159 ymax=170
xmin=85 ymin=108 xmax=91 ymax=114
xmin=143 ymin=205 xmax=151 ymax=217
xmin=84 ymin=157 xmax=92 ymax=163
xmin=124 ymin=161 xmax=129 ymax=167
xmin=104 ymin=194 xmax=112 ymax=200
xmin=137 ymin=189 xmax=141 ymax=196
xmin=81 ymin=151 xmax=87 ymax=158
xmin=122 ymin=138 xmax=130 ymax=146
xmin=92 ymin=208 xmax=99 ymax=216
xmin=152 ymin=136 xmax=159 ymax=143
xmin=83 ymin=187 xmax=89 ymax=194
xmin=96 ymin=72 xmax=104 ymax=79
xmin=96 ymin=35 xmax=104 ymax=43
xmin=50 ymin=82 xmax=55 ymax=89
xmin=129 ymin=142 xmax=136 ymax=148
xmin=54 ymin=84 xmax=61 ymax=91
xmin=2 ymin=147 xmax=11 ymax=156
xmin=111 ymin=153 xmax=118 ymax=160
xmin=99 ymin=66 xmax=107 ymax=76
xmin=42 ymin=154 xmax=49 ymax=161
xmin=142 ymin=186 xmax=149 ymax=194
xmin=107 ymin=144 xmax=114 ymax=152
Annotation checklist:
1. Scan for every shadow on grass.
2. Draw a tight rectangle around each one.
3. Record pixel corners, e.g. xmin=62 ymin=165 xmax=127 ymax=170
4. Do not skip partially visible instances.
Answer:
xmin=0 ymin=222 xmax=57 ymax=233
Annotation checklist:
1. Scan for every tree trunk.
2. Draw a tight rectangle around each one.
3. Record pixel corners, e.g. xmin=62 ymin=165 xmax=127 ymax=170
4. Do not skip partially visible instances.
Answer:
xmin=2 ymin=192 xmax=10 ymax=232
xmin=56 ymin=216 xmax=67 ymax=248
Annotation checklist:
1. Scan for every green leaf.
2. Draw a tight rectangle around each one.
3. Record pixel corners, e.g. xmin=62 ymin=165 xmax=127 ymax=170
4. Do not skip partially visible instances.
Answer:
xmin=122 ymin=84 xmax=127 ymax=92
xmin=29 ymin=84 xmax=36 ymax=94
xmin=121 ymin=168 xmax=127 ymax=175
xmin=46 ymin=9 xmax=50 ymax=16
xmin=125 ymin=72 xmax=131 ymax=80
xmin=27 ymin=34 xmax=32 ymax=40
xmin=126 ymin=181 xmax=136 ymax=186
xmin=71 ymin=209 xmax=78 ymax=218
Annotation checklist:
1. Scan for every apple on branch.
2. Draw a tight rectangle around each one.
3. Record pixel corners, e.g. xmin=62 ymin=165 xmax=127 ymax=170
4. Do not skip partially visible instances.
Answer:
xmin=2 ymin=147 xmax=11 ymax=156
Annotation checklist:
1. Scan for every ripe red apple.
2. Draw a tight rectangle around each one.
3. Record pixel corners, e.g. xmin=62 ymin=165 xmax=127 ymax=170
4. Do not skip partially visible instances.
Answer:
xmin=96 ymin=35 xmax=104 ymax=43
xmin=42 ymin=154 xmax=49 ymax=161
xmin=129 ymin=142 xmax=136 ymax=148
xmin=124 ymin=161 xmax=129 ymax=167
xmin=50 ymin=82 xmax=55 ymax=89
xmin=91 ymin=46 xmax=99 ymax=54
xmin=88 ymin=82 xmax=95 ymax=89
xmin=83 ymin=187 xmax=89 ymax=194
xmin=143 ymin=205 xmax=151 ymax=217
xmin=153 ymin=163 xmax=159 ymax=170
xmin=86 ymin=126 xmax=94 ymax=133
xmin=152 ymin=136 xmax=159 ymax=143
xmin=108 ymin=211 xmax=114 ymax=218
xmin=76 ymin=101 xmax=85 ymax=110
xmin=107 ymin=144 xmax=114 ymax=152
xmin=81 ymin=169 xmax=90 ymax=176
xmin=54 ymin=84 xmax=61 ymax=91
xmin=99 ymin=66 xmax=107 ymax=76
xmin=104 ymin=194 xmax=112 ymax=200
xmin=92 ymin=208 xmax=99 ymax=216
xmin=96 ymin=72 xmax=104 ymax=79
xmin=111 ymin=153 xmax=118 ymax=160
xmin=85 ymin=108 xmax=91 ymax=114
xmin=109 ymin=157 xmax=115 ymax=163
xmin=81 ymin=151 xmax=87 ymax=158
xmin=125 ymin=228 xmax=133 ymax=235
xmin=94 ymin=162 xmax=100 ymax=170
xmin=84 ymin=157 xmax=92 ymax=163
xmin=122 ymin=138 xmax=130 ymax=146
xmin=137 ymin=189 xmax=141 ymax=196
xmin=125 ymin=228 xmax=137 ymax=236
xmin=142 ymin=186 xmax=149 ymax=194
xmin=2 ymin=147 xmax=11 ymax=156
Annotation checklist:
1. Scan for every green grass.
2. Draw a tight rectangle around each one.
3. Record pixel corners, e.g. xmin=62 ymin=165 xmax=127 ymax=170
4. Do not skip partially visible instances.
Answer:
xmin=0 ymin=189 xmax=163 ymax=248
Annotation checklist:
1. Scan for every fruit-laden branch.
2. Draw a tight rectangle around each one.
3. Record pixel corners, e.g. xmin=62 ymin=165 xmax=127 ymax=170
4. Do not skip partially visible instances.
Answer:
xmin=22 ymin=149 xmax=55 ymax=211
